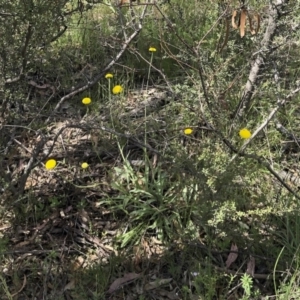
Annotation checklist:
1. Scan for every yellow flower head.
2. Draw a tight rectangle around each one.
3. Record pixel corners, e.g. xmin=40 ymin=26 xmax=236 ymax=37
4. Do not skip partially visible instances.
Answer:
xmin=184 ymin=128 xmax=193 ymax=135
xmin=45 ymin=159 xmax=57 ymax=170
xmin=112 ymin=85 xmax=123 ymax=95
xmin=81 ymin=162 xmax=89 ymax=169
xmin=239 ymin=128 xmax=252 ymax=139
xmin=149 ymin=47 xmax=157 ymax=52
xmin=82 ymin=97 xmax=92 ymax=105
xmin=105 ymin=73 xmax=113 ymax=79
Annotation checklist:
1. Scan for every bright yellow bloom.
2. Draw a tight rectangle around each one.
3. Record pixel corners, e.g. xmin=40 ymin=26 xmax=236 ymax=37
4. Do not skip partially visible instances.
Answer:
xmin=112 ymin=85 xmax=123 ymax=94
xmin=81 ymin=162 xmax=89 ymax=169
xmin=184 ymin=128 xmax=193 ymax=135
xmin=105 ymin=73 xmax=113 ymax=79
xmin=149 ymin=47 xmax=157 ymax=52
xmin=239 ymin=128 xmax=252 ymax=139
xmin=45 ymin=159 xmax=57 ymax=170
xmin=82 ymin=97 xmax=92 ymax=105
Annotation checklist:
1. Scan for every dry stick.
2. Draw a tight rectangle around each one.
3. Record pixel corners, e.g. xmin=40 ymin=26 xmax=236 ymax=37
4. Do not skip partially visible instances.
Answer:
xmin=224 ymin=87 xmax=300 ymax=200
xmin=13 ymin=5 xmax=148 ymax=196
xmin=117 ymin=1 xmax=128 ymax=41
xmin=5 ymin=24 xmax=33 ymax=84
xmin=213 ymin=264 xmax=273 ymax=280
xmin=11 ymin=275 xmax=27 ymax=298
xmin=275 ymin=121 xmax=300 ymax=152
xmin=231 ymin=0 xmax=289 ymax=124
xmin=130 ymin=49 xmax=174 ymax=93
xmin=230 ymin=86 xmax=300 ymax=163
xmin=41 ymin=123 xmax=160 ymax=162
xmin=221 ymin=132 xmax=300 ymax=200
xmin=5 ymin=122 xmax=160 ymax=200
xmin=194 ymin=3 xmax=229 ymax=53
xmin=153 ymin=2 xmax=218 ymax=115
xmin=239 ymin=151 xmax=300 ymax=200
xmin=45 ymin=4 xmax=148 ymax=124
xmin=17 ymin=135 xmax=46 ymax=196
xmin=2 ymin=248 xmax=77 ymax=255
xmin=209 ymin=86 xmax=300 ymax=199
xmin=153 ymin=3 xmax=193 ymax=53
xmin=194 ymin=5 xmax=229 ymax=112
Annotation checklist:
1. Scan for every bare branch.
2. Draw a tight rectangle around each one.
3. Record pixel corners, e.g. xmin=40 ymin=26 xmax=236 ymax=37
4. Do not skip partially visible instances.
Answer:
xmin=220 ymin=128 xmax=300 ymax=200
xmin=232 ymin=0 xmax=290 ymax=121
xmin=5 ymin=24 xmax=33 ymax=84
xmin=230 ymin=86 xmax=300 ymax=162
xmin=45 ymin=4 xmax=148 ymax=124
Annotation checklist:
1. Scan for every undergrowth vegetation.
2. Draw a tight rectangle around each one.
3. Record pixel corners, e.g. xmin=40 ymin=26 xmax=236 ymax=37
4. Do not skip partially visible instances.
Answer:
xmin=1 ymin=0 xmax=300 ymax=299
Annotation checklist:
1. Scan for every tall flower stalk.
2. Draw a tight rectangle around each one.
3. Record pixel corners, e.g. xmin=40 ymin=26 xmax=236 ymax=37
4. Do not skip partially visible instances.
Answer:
xmin=144 ymin=47 xmax=157 ymax=158
xmin=105 ymin=73 xmax=114 ymax=128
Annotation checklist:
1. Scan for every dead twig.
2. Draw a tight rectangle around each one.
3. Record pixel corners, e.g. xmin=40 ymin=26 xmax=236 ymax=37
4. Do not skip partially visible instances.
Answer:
xmin=46 ymin=4 xmax=148 ymax=123
xmin=231 ymin=0 xmax=290 ymax=123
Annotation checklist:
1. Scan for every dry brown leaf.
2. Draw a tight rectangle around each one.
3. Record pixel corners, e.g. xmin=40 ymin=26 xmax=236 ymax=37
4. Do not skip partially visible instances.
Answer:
xmin=13 ymin=240 xmax=31 ymax=248
xmin=232 ymin=10 xmax=238 ymax=29
xmin=70 ymin=255 xmax=86 ymax=271
xmin=225 ymin=243 xmax=238 ymax=269
xmin=64 ymin=279 xmax=75 ymax=291
xmin=240 ymin=9 xmax=247 ymax=37
xmin=25 ymin=174 xmax=39 ymax=190
xmin=246 ymin=256 xmax=255 ymax=277
xmin=108 ymin=273 xmax=141 ymax=294
xmin=143 ymin=238 xmax=151 ymax=259
xmin=78 ymin=209 xmax=90 ymax=224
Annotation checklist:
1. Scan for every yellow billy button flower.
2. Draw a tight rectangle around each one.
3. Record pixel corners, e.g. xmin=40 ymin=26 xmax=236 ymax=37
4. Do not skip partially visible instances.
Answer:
xmin=112 ymin=85 xmax=123 ymax=95
xmin=239 ymin=128 xmax=252 ymax=139
xmin=45 ymin=159 xmax=57 ymax=170
xmin=149 ymin=47 xmax=157 ymax=52
xmin=82 ymin=97 xmax=92 ymax=105
xmin=184 ymin=128 xmax=193 ymax=135
xmin=105 ymin=73 xmax=113 ymax=79
xmin=81 ymin=162 xmax=89 ymax=169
